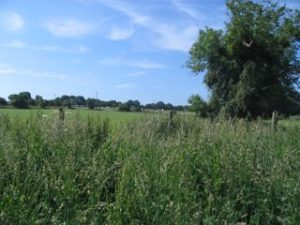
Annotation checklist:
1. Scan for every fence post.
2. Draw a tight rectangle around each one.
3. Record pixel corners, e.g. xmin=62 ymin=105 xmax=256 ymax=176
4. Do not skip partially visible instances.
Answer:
xmin=59 ymin=107 xmax=65 ymax=123
xmin=167 ymin=110 xmax=176 ymax=129
xmin=271 ymin=111 xmax=278 ymax=132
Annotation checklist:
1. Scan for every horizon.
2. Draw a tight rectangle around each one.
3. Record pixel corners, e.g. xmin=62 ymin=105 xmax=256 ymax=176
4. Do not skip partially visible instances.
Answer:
xmin=0 ymin=0 xmax=299 ymax=105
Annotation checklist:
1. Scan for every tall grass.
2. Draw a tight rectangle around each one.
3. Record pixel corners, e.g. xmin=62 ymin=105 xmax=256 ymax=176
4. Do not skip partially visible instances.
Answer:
xmin=0 ymin=112 xmax=299 ymax=225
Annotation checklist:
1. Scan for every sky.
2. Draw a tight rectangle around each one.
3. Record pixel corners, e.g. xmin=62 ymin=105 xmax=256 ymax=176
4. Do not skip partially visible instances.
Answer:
xmin=0 ymin=0 xmax=299 ymax=105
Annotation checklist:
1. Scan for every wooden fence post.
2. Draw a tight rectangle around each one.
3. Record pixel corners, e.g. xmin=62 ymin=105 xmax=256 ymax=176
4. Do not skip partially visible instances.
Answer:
xmin=167 ymin=110 xmax=177 ymax=129
xmin=271 ymin=111 xmax=278 ymax=132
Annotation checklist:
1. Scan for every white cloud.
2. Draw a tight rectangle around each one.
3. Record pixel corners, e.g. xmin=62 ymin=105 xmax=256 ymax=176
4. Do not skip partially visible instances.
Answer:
xmin=153 ymin=24 xmax=198 ymax=52
xmin=114 ymin=83 xmax=136 ymax=89
xmin=3 ymin=40 xmax=88 ymax=53
xmin=97 ymin=0 xmax=150 ymax=26
xmin=0 ymin=64 xmax=66 ymax=80
xmin=97 ymin=0 xmax=198 ymax=52
xmin=0 ymin=11 xmax=24 ymax=30
xmin=20 ymin=70 xmax=66 ymax=80
xmin=0 ymin=64 xmax=17 ymax=75
xmin=127 ymin=71 xmax=146 ymax=77
xmin=35 ymin=45 xmax=88 ymax=53
xmin=5 ymin=40 xmax=26 ymax=48
xmin=45 ymin=19 xmax=97 ymax=37
xmin=108 ymin=27 xmax=133 ymax=41
xmin=170 ymin=0 xmax=203 ymax=21
xmin=98 ymin=57 xmax=165 ymax=69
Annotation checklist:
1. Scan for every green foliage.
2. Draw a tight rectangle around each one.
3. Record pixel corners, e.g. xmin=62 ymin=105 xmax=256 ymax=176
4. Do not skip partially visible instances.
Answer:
xmin=118 ymin=103 xmax=130 ymax=112
xmin=188 ymin=0 xmax=300 ymax=117
xmin=35 ymin=95 xmax=45 ymax=108
xmin=8 ymin=92 xmax=33 ymax=109
xmin=188 ymin=94 xmax=208 ymax=117
xmin=0 ymin=112 xmax=299 ymax=224
xmin=0 ymin=97 xmax=7 ymax=106
xmin=86 ymin=98 xmax=96 ymax=109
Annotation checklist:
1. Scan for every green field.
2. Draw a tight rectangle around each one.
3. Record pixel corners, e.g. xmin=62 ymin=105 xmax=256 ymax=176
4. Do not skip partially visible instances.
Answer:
xmin=0 ymin=108 xmax=146 ymax=122
xmin=0 ymin=110 xmax=299 ymax=224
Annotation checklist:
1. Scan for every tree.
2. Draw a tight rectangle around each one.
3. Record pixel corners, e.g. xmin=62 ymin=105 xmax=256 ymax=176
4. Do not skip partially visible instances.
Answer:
xmin=35 ymin=95 xmax=45 ymax=108
xmin=0 ymin=97 xmax=7 ymax=106
xmin=75 ymin=96 xmax=86 ymax=106
xmin=118 ymin=103 xmax=130 ymax=112
xmin=187 ymin=0 xmax=300 ymax=117
xmin=86 ymin=98 xmax=96 ymax=109
xmin=126 ymin=100 xmax=141 ymax=111
xmin=188 ymin=94 xmax=208 ymax=117
xmin=9 ymin=92 xmax=32 ymax=109
xmin=155 ymin=101 xmax=166 ymax=110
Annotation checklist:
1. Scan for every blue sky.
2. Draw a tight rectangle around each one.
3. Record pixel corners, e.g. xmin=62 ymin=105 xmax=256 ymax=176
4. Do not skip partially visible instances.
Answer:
xmin=0 ymin=0 xmax=299 ymax=105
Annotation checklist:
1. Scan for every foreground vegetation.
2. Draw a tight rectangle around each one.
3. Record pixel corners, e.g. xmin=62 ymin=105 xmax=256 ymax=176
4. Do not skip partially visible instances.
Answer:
xmin=0 ymin=112 xmax=299 ymax=225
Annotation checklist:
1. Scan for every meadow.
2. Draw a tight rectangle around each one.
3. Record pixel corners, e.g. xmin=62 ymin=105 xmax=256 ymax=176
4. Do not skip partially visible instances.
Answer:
xmin=0 ymin=109 xmax=299 ymax=225
xmin=0 ymin=108 xmax=146 ymax=122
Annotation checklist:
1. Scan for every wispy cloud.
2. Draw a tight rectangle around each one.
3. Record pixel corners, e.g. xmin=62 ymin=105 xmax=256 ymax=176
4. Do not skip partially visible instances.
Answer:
xmin=3 ymin=40 xmax=88 ymax=53
xmin=20 ymin=70 xmax=66 ymax=80
xmin=0 ymin=64 xmax=66 ymax=80
xmin=170 ymin=0 xmax=202 ymax=21
xmin=98 ymin=57 xmax=165 ymax=69
xmin=153 ymin=24 xmax=198 ymax=52
xmin=97 ymin=0 xmax=198 ymax=52
xmin=113 ymin=83 xmax=136 ymax=90
xmin=127 ymin=71 xmax=147 ymax=77
xmin=35 ymin=45 xmax=88 ymax=53
xmin=44 ymin=19 xmax=97 ymax=38
xmin=5 ymin=40 xmax=27 ymax=48
xmin=0 ymin=11 xmax=24 ymax=31
xmin=97 ymin=0 xmax=150 ymax=26
xmin=108 ymin=27 xmax=133 ymax=41
xmin=0 ymin=64 xmax=16 ymax=75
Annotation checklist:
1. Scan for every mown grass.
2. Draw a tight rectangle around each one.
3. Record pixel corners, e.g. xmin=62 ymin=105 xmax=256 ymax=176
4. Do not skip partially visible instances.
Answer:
xmin=0 ymin=112 xmax=299 ymax=225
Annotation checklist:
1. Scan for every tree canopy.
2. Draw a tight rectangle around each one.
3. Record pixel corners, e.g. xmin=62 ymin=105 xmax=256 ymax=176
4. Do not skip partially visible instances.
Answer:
xmin=0 ymin=97 xmax=7 ymax=106
xmin=188 ymin=94 xmax=208 ymax=117
xmin=188 ymin=0 xmax=300 ymax=117
xmin=8 ymin=92 xmax=33 ymax=109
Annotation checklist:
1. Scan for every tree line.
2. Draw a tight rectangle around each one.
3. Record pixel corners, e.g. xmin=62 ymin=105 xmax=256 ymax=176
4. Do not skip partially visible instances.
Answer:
xmin=0 ymin=91 xmax=188 ymax=112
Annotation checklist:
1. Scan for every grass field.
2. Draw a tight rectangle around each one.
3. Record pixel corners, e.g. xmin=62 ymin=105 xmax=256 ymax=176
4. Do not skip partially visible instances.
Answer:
xmin=0 ymin=108 xmax=146 ymax=122
xmin=0 ymin=110 xmax=299 ymax=224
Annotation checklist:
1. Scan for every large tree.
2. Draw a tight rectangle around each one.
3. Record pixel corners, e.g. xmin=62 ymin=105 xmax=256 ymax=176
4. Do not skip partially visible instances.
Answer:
xmin=188 ymin=0 xmax=300 ymax=117
xmin=9 ymin=92 xmax=33 ymax=109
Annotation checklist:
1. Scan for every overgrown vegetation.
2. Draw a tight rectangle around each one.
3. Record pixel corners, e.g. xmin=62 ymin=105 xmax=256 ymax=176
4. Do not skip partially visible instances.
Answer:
xmin=0 ymin=112 xmax=299 ymax=225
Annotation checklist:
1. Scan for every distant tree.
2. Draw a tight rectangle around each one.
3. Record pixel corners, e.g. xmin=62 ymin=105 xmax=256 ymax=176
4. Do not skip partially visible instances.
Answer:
xmin=107 ymin=100 xmax=118 ymax=108
xmin=9 ymin=92 xmax=32 ymax=108
xmin=62 ymin=100 xmax=71 ymax=109
xmin=86 ymin=98 xmax=96 ymax=109
xmin=52 ymin=97 xmax=62 ymax=106
xmin=165 ymin=103 xmax=174 ymax=110
xmin=118 ymin=103 xmax=130 ymax=112
xmin=188 ymin=94 xmax=208 ymax=117
xmin=35 ymin=95 xmax=45 ymax=108
xmin=126 ymin=100 xmax=141 ymax=111
xmin=75 ymin=96 xmax=86 ymax=106
xmin=187 ymin=0 xmax=300 ymax=117
xmin=145 ymin=103 xmax=155 ymax=110
xmin=155 ymin=101 xmax=166 ymax=110
xmin=0 ymin=97 xmax=7 ymax=106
